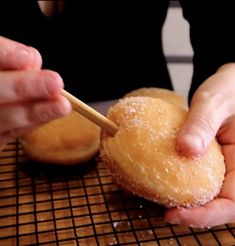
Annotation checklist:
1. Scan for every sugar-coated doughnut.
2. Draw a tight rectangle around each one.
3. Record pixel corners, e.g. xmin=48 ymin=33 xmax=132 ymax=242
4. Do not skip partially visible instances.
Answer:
xmin=100 ymin=97 xmax=225 ymax=208
xmin=21 ymin=111 xmax=100 ymax=165
xmin=124 ymin=87 xmax=187 ymax=108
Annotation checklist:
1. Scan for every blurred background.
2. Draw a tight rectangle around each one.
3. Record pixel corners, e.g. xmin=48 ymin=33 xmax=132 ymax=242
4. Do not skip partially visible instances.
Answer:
xmin=163 ymin=1 xmax=193 ymax=101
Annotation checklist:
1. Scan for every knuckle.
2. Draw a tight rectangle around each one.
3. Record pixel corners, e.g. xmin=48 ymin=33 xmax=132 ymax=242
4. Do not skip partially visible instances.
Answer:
xmin=192 ymin=114 xmax=215 ymax=135
xmin=36 ymin=112 xmax=54 ymax=123
xmin=31 ymin=103 xmax=58 ymax=124
xmin=196 ymin=91 xmax=223 ymax=106
xmin=14 ymin=79 xmax=28 ymax=99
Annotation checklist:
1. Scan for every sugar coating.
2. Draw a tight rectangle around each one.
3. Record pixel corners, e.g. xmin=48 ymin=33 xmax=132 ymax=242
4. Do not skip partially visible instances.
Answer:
xmin=101 ymin=97 xmax=226 ymax=208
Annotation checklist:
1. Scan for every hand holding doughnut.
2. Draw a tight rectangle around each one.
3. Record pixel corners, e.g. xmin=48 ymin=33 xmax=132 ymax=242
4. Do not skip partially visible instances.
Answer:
xmin=166 ymin=64 xmax=235 ymax=227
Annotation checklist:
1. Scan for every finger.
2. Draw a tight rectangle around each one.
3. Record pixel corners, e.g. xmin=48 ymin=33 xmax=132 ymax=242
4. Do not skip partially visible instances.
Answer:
xmin=176 ymin=91 xmax=228 ymax=157
xmin=165 ymin=154 xmax=235 ymax=228
xmin=0 ymin=96 xmax=72 ymax=136
xmin=221 ymin=145 xmax=235 ymax=173
xmin=217 ymin=116 xmax=235 ymax=145
xmin=165 ymin=198 xmax=235 ymax=228
xmin=218 ymin=145 xmax=235 ymax=201
xmin=176 ymin=68 xmax=235 ymax=157
xmin=0 ymin=36 xmax=42 ymax=70
xmin=0 ymin=70 xmax=64 ymax=103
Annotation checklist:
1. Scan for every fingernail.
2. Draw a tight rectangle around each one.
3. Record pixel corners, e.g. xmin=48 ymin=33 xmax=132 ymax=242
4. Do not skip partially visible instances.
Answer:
xmin=14 ymin=47 xmax=30 ymax=67
xmin=177 ymin=133 xmax=204 ymax=156
xmin=45 ymin=74 xmax=63 ymax=95
xmin=185 ymin=134 xmax=203 ymax=148
xmin=51 ymin=97 xmax=72 ymax=117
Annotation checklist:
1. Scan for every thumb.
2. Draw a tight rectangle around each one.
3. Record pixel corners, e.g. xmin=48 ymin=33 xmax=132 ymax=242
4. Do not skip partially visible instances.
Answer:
xmin=176 ymin=92 xmax=226 ymax=157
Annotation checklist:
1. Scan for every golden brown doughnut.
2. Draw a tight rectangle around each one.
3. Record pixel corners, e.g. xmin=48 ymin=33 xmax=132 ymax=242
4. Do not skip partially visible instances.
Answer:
xmin=100 ymin=97 xmax=225 ymax=208
xmin=124 ymin=87 xmax=187 ymax=108
xmin=21 ymin=111 xmax=100 ymax=165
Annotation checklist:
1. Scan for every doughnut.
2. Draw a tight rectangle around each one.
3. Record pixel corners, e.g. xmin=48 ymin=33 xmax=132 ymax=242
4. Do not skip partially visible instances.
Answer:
xmin=21 ymin=111 xmax=100 ymax=165
xmin=100 ymin=97 xmax=225 ymax=208
xmin=124 ymin=87 xmax=187 ymax=108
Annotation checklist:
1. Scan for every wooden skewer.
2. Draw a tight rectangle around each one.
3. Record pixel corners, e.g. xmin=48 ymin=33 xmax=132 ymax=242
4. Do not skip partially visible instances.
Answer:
xmin=61 ymin=89 xmax=118 ymax=136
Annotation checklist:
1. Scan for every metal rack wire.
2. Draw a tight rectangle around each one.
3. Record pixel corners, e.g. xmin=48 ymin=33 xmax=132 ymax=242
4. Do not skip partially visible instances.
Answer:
xmin=0 ymin=141 xmax=234 ymax=246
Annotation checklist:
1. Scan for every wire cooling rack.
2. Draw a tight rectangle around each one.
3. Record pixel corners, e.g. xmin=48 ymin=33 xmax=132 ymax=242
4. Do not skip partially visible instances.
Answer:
xmin=0 ymin=141 xmax=234 ymax=246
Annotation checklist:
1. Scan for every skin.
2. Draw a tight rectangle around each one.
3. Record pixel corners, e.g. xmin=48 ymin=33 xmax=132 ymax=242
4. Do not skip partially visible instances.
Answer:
xmin=165 ymin=63 xmax=235 ymax=227
xmin=0 ymin=36 xmax=72 ymax=148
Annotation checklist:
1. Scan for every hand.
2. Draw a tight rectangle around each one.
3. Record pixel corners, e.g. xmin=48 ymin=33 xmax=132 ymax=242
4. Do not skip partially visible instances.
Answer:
xmin=0 ymin=36 xmax=71 ymax=148
xmin=165 ymin=63 xmax=235 ymax=228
